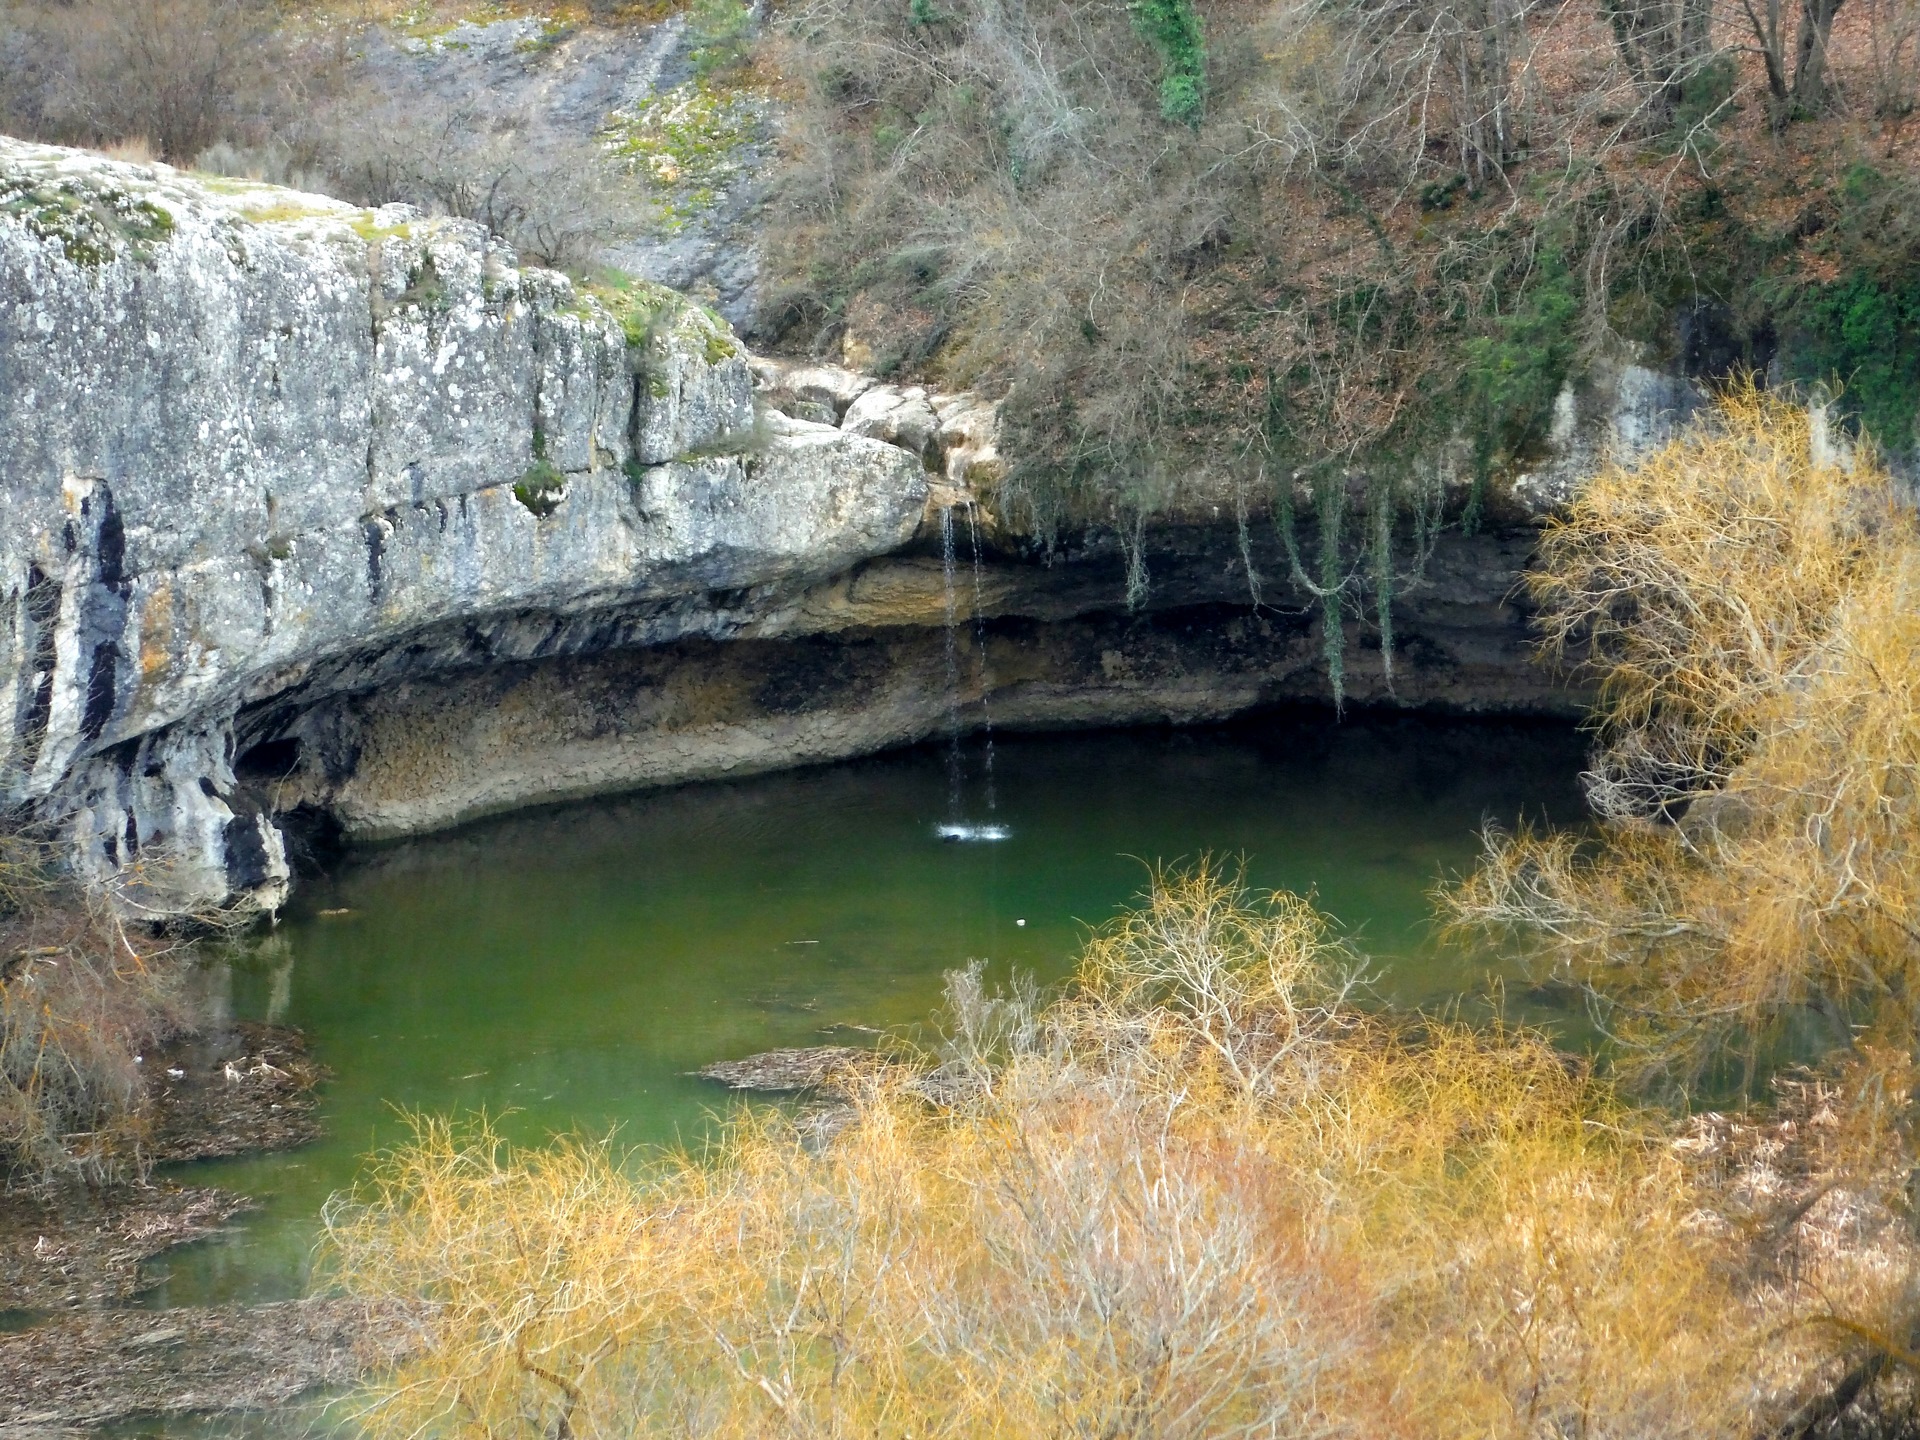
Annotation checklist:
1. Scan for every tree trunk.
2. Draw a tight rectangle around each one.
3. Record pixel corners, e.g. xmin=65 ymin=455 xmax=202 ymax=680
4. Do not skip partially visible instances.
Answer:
xmin=1793 ymin=0 xmax=1848 ymax=109
xmin=1601 ymin=0 xmax=1713 ymax=132
xmin=1739 ymin=0 xmax=1794 ymax=126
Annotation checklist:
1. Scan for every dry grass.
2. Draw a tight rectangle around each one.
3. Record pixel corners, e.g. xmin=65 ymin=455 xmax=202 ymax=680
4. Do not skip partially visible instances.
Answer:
xmin=0 ymin=820 xmax=193 ymax=1184
xmin=325 ymin=861 xmax=1844 ymax=1439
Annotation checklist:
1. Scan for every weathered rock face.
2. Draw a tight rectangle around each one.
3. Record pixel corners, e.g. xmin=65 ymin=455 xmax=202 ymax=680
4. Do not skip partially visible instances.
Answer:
xmin=2 ymin=141 xmax=1708 ymax=916
xmin=0 ymin=140 xmax=925 ymax=912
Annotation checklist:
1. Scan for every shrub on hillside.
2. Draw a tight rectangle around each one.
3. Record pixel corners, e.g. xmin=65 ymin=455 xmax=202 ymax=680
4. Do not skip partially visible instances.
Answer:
xmin=0 ymin=819 xmax=191 ymax=1184
xmin=313 ymin=94 xmax=645 ymax=271
xmin=0 ymin=0 xmax=287 ymax=161
xmin=753 ymin=0 xmax=1689 ymax=513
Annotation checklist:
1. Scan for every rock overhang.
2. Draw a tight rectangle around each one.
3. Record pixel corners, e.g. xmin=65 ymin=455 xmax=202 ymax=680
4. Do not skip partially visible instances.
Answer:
xmin=0 ymin=139 xmax=929 ymax=913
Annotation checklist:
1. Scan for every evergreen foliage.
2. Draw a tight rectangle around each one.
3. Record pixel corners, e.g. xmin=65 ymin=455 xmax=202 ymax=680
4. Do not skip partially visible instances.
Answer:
xmin=1788 ymin=274 xmax=1920 ymax=458
xmin=1459 ymin=253 xmax=1582 ymax=472
xmin=1128 ymin=0 xmax=1206 ymax=125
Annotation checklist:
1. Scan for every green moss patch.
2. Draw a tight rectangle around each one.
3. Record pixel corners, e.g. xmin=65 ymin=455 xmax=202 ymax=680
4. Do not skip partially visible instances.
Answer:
xmin=600 ymin=75 xmax=765 ymax=231
xmin=350 ymin=213 xmax=417 ymax=246
xmin=580 ymin=269 xmax=740 ymax=369
xmin=0 ymin=172 xmax=176 ymax=267
xmin=234 ymin=199 xmax=341 ymax=227
xmin=514 ymin=458 xmax=567 ymax=517
xmin=578 ymin=271 xmax=683 ymax=348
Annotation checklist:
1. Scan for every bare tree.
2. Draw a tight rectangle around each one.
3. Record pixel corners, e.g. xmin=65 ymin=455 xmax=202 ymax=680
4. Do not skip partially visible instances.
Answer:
xmin=1860 ymin=0 xmax=1920 ymax=115
xmin=1283 ymin=0 xmax=1543 ymax=183
xmin=12 ymin=0 xmax=280 ymax=160
xmin=1602 ymin=0 xmax=1715 ymax=130
xmin=317 ymin=95 xmax=644 ymax=271
xmin=1735 ymin=0 xmax=1849 ymax=124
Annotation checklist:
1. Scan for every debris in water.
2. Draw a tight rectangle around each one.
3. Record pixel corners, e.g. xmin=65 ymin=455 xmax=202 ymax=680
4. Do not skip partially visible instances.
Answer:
xmin=936 ymin=823 xmax=1010 ymax=842
xmin=695 ymin=1046 xmax=866 ymax=1092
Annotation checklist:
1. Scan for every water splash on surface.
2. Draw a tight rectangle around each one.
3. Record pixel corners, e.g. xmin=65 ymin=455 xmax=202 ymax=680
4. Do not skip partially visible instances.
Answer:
xmin=936 ymin=822 xmax=1012 ymax=842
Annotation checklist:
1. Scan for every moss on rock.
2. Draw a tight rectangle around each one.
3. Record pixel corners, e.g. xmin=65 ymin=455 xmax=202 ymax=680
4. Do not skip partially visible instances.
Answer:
xmin=0 ymin=171 xmax=175 ymax=267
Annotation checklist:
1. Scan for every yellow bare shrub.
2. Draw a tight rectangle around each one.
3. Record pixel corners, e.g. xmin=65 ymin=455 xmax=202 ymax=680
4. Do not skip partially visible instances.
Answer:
xmin=1446 ymin=385 xmax=1920 ymax=1421
xmin=1447 ymin=387 xmax=1920 ymax=1061
xmin=326 ymin=866 xmax=1804 ymax=1440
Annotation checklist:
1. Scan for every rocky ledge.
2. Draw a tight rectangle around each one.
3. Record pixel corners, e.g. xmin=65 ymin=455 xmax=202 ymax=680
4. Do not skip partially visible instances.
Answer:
xmin=1 ymin=140 xmax=1703 ymax=915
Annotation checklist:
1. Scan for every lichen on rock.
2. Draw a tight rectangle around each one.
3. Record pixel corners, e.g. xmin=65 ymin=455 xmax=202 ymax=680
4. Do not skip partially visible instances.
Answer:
xmin=0 ymin=169 xmax=175 ymax=267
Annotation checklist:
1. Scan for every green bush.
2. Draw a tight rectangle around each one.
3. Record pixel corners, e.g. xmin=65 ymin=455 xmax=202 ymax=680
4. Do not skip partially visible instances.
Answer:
xmin=1131 ymin=0 xmax=1207 ymax=125
xmin=1121 ymin=0 xmax=1198 ymax=123
xmin=1787 ymin=275 xmax=1920 ymax=457
xmin=1460 ymin=253 xmax=1582 ymax=466
xmin=687 ymin=0 xmax=755 ymax=78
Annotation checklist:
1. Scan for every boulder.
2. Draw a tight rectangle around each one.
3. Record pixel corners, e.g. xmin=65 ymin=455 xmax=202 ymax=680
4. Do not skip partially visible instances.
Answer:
xmin=748 ymin=356 xmax=876 ymax=425
xmin=841 ymin=384 xmax=941 ymax=464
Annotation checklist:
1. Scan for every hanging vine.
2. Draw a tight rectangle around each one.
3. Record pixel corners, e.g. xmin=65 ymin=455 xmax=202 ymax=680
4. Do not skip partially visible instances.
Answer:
xmin=1233 ymin=478 xmax=1263 ymax=612
xmin=1271 ymin=467 xmax=1353 ymax=711
xmin=1267 ymin=460 xmax=1448 ymax=714
xmin=1368 ymin=474 xmax=1396 ymax=695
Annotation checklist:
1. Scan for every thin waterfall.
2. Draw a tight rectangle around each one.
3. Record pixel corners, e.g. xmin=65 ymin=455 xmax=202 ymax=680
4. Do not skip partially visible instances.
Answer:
xmin=965 ymin=503 xmax=997 ymax=814
xmin=940 ymin=504 xmax=964 ymax=822
xmin=934 ymin=501 xmax=1009 ymax=842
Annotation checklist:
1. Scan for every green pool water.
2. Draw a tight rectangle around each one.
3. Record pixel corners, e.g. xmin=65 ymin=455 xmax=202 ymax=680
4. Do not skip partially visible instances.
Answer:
xmin=138 ymin=712 xmax=1589 ymax=1312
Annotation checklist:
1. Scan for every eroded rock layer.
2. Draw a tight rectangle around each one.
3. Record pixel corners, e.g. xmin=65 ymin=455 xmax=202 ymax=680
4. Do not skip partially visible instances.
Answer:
xmin=1 ymin=140 xmax=924 ymax=910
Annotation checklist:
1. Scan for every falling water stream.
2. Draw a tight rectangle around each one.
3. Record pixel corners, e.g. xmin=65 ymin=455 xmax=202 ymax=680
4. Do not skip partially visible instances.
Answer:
xmin=935 ymin=503 xmax=1005 ymax=843
xmin=939 ymin=504 xmax=965 ymax=822
xmin=965 ymin=505 xmax=998 ymax=814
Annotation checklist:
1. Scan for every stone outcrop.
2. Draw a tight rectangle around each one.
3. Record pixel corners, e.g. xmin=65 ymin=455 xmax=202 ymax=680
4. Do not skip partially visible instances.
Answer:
xmin=2 ymin=140 xmax=1709 ymax=916
xmin=0 ymin=140 xmax=925 ymax=912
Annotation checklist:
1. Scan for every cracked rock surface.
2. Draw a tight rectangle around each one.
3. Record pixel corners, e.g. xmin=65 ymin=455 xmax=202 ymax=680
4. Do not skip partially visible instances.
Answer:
xmin=0 ymin=139 xmax=926 ymax=913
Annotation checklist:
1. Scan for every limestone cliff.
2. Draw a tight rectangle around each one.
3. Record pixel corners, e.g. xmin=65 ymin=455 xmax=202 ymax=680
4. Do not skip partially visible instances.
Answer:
xmin=0 ymin=139 xmax=925 ymax=912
